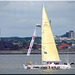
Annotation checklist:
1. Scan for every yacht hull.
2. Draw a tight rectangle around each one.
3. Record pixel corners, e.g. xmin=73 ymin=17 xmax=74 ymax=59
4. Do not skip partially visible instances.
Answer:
xmin=23 ymin=63 xmax=71 ymax=70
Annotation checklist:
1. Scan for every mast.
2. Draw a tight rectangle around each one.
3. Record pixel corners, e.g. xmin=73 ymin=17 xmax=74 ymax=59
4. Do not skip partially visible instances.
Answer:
xmin=41 ymin=5 xmax=44 ymax=64
xmin=0 ymin=27 xmax=1 ymax=41
xmin=49 ymin=20 xmax=51 ymax=26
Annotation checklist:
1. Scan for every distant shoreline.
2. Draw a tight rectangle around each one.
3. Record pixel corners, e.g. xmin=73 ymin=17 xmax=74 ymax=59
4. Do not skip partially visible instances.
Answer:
xmin=0 ymin=50 xmax=75 ymax=54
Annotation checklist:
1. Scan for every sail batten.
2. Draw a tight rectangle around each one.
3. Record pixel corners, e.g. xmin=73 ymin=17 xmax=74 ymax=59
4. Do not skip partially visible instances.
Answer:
xmin=42 ymin=5 xmax=60 ymax=62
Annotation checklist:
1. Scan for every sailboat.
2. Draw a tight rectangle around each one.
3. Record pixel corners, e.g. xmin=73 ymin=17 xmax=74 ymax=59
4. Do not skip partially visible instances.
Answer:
xmin=23 ymin=5 xmax=71 ymax=70
xmin=27 ymin=29 xmax=36 ymax=56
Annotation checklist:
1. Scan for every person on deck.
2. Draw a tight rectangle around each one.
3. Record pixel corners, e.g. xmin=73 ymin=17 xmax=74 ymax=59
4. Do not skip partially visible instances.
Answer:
xmin=29 ymin=61 xmax=32 ymax=65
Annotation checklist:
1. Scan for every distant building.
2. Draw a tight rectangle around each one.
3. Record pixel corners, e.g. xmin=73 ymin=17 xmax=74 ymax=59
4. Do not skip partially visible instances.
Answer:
xmin=58 ymin=43 xmax=72 ymax=49
xmin=68 ymin=30 xmax=75 ymax=38
xmin=61 ymin=30 xmax=75 ymax=38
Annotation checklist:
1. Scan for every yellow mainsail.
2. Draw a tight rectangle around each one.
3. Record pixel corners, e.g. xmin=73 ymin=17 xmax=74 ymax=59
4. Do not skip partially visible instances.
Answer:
xmin=42 ymin=5 xmax=60 ymax=62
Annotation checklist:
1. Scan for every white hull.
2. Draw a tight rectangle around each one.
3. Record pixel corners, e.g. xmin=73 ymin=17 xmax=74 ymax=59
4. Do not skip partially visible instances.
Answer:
xmin=23 ymin=63 xmax=71 ymax=70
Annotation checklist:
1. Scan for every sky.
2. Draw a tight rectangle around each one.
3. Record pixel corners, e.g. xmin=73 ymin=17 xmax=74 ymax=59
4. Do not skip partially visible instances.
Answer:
xmin=0 ymin=1 xmax=75 ymax=37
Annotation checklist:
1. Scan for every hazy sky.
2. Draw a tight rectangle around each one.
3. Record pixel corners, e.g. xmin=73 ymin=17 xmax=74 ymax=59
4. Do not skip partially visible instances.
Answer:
xmin=0 ymin=1 xmax=75 ymax=37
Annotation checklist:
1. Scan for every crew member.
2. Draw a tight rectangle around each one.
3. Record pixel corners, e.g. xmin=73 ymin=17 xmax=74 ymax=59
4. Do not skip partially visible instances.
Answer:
xmin=29 ymin=61 xmax=32 ymax=65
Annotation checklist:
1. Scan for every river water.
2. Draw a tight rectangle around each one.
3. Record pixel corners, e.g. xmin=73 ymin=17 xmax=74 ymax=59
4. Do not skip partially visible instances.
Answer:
xmin=0 ymin=54 xmax=75 ymax=74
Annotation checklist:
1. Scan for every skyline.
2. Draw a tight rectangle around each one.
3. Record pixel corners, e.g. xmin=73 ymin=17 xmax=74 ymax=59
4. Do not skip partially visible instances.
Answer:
xmin=0 ymin=1 xmax=75 ymax=37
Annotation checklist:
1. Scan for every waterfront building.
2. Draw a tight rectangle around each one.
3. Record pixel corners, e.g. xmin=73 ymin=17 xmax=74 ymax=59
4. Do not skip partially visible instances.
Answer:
xmin=66 ymin=30 xmax=75 ymax=38
xmin=69 ymin=30 xmax=75 ymax=38
xmin=58 ymin=43 xmax=72 ymax=49
xmin=60 ymin=30 xmax=75 ymax=39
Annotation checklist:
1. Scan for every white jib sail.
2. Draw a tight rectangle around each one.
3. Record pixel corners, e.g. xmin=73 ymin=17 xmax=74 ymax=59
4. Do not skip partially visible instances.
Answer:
xmin=27 ymin=29 xmax=36 ymax=56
